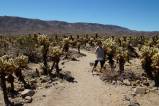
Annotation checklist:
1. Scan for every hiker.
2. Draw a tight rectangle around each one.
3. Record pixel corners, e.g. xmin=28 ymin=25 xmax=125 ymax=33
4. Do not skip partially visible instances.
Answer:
xmin=62 ymin=38 xmax=70 ymax=58
xmin=77 ymin=41 xmax=81 ymax=53
xmin=92 ymin=41 xmax=105 ymax=73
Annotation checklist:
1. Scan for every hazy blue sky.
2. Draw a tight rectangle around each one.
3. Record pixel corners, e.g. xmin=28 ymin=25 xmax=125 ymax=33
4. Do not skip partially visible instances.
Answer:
xmin=0 ymin=0 xmax=159 ymax=31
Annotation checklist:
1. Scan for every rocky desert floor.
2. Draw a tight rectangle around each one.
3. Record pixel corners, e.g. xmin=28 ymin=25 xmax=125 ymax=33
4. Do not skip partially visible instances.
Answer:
xmin=1 ymin=50 xmax=159 ymax=106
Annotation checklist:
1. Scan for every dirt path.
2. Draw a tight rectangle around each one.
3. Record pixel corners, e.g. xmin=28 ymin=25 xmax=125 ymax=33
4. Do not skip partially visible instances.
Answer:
xmin=27 ymin=50 xmax=130 ymax=106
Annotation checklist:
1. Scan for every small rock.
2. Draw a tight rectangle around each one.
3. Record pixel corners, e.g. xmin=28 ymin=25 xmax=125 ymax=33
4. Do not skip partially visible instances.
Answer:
xmin=143 ymin=82 xmax=150 ymax=86
xmin=123 ymin=79 xmax=131 ymax=86
xmin=134 ymin=87 xmax=147 ymax=95
xmin=100 ymin=76 xmax=106 ymax=81
xmin=150 ymin=87 xmax=158 ymax=93
xmin=24 ymin=96 xmax=32 ymax=103
xmin=89 ymin=62 xmax=94 ymax=66
xmin=45 ymin=84 xmax=52 ymax=89
xmin=17 ymin=86 xmax=25 ymax=91
xmin=38 ymin=87 xmax=43 ymax=90
xmin=40 ymin=76 xmax=48 ymax=83
xmin=112 ymin=81 xmax=116 ymax=85
xmin=61 ymin=61 xmax=65 ymax=65
xmin=131 ymin=92 xmax=136 ymax=97
xmin=11 ymin=98 xmax=24 ymax=105
xmin=48 ymin=80 xmax=53 ymax=84
xmin=117 ymin=80 xmax=122 ymax=85
xmin=131 ymin=82 xmax=137 ymax=87
xmin=42 ymin=95 xmax=46 ymax=97
xmin=106 ymin=87 xmax=110 ymax=90
xmin=30 ymin=83 xmax=37 ymax=90
xmin=21 ymin=89 xmax=35 ymax=97
xmin=30 ymin=79 xmax=37 ymax=84
xmin=124 ymin=95 xmax=130 ymax=101
xmin=136 ymin=80 xmax=141 ymax=85
xmin=129 ymin=99 xmax=140 ymax=106
xmin=71 ymin=57 xmax=78 ymax=61
xmin=146 ymin=89 xmax=150 ymax=93
xmin=149 ymin=80 xmax=155 ymax=87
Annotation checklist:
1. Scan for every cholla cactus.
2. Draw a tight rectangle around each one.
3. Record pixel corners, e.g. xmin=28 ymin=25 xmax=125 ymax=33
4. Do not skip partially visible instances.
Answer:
xmin=37 ymin=34 xmax=50 ymax=75
xmin=151 ymin=53 xmax=159 ymax=70
xmin=0 ymin=56 xmax=17 ymax=74
xmin=140 ymin=45 xmax=150 ymax=57
xmin=63 ymin=37 xmax=70 ymax=44
xmin=116 ymin=47 xmax=129 ymax=74
xmin=102 ymin=38 xmax=117 ymax=55
xmin=49 ymin=46 xmax=62 ymax=57
xmin=1 ymin=55 xmax=11 ymax=60
xmin=116 ymin=47 xmax=128 ymax=60
xmin=88 ymin=37 xmax=95 ymax=46
xmin=14 ymin=55 xmax=28 ymax=68
xmin=151 ymin=52 xmax=159 ymax=86
xmin=155 ymin=39 xmax=159 ymax=48
xmin=102 ymin=38 xmax=117 ymax=72
xmin=0 ymin=39 xmax=9 ymax=48
xmin=103 ymin=38 xmax=116 ymax=48
xmin=12 ymin=55 xmax=30 ymax=89
xmin=0 ymin=55 xmax=17 ymax=106
xmin=116 ymin=47 xmax=123 ymax=55
xmin=144 ymin=38 xmax=153 ymax=46
xmin=140 ymin=46 xmax=159 ymax=79
xmin=140 ymin=45 xmax=158 ymax=58
xmin=37 ymin=34 xmax=50 ymax=45
xmin=90 ymin=37 xmax=94 ymax=41
xmin=0 ymin=39 xmax=10 ymax=56
xmin=48 ymin=46 xmax=62 ymax=74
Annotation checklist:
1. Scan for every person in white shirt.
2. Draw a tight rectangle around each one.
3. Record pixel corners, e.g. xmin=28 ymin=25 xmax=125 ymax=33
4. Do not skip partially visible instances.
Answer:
xmin=92 ymin=41 xmax=105 ymax=73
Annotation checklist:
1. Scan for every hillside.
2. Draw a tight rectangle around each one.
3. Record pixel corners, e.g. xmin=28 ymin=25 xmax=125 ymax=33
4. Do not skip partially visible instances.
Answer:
xmin=0 ymin=16 xmax=131 ymax=34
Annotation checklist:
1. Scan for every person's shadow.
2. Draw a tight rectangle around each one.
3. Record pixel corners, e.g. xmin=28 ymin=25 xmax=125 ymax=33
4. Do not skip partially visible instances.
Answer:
xmin=57 ymin=71 xmax=78 ymax=83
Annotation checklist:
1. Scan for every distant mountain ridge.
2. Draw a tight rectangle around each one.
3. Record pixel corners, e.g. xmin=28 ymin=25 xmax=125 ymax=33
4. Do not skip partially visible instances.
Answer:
xmin=0 ymin=16 xmax=131 ymax=34
xmin=0 ymin=16 xmax=158 ymax=36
